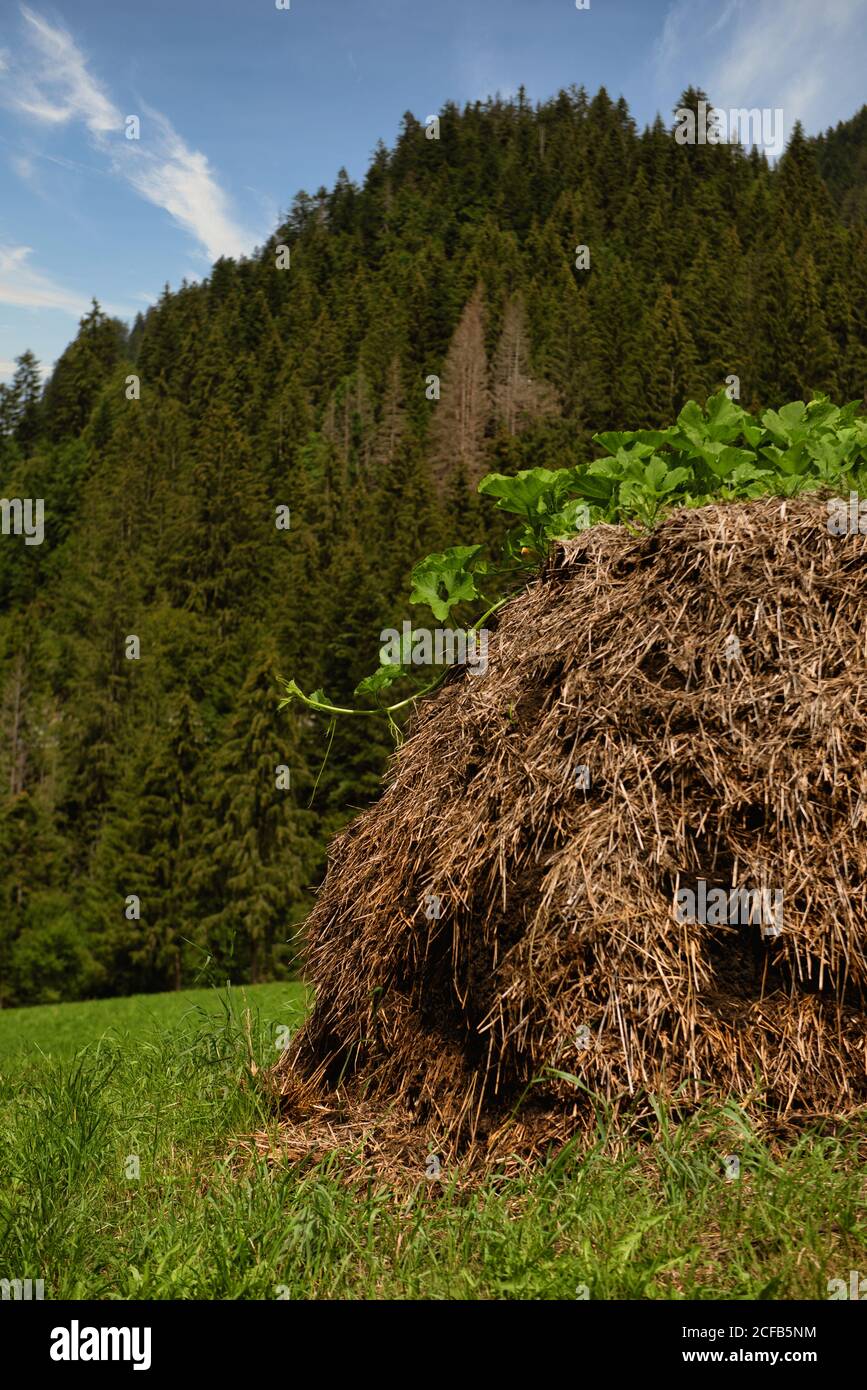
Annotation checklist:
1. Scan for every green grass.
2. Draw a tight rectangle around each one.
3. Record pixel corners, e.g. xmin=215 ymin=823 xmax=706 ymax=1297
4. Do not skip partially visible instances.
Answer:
xmin=0 ymin=986 xmax=864 ymax=1299
xmin=0 ymin=981 xmax=308 ymax=1062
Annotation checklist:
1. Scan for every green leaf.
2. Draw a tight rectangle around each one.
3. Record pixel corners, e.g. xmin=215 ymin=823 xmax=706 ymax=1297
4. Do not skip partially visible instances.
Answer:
xmin=705 ymin=390 xmax=751 ymax=441
xmin=644 ymin=455 xmax=669 ymax=491
xmin=408 ymin=545 xmax=482 ymax=621
xmin=545 ymin=498 xmax=594 ymax=539
xmin=762 ymin=402 xmax=807 ymax=445
xmin=592 ymin=427 xmax=667 ymax=454
xmin=675 ymin=399 xmax=706 ymax=444
xmin=701 ymin=444 xmax=758 ymax=479
xmin=478 ymin=468 xmax=573 ymax=516
xmin=656 ymin=465 xmax=691 ymax=494
xmin=277 ymin=677 xmax=304 ymax=710
xmin=586 ymin=456 xmax=626 ymax=481
xmin=571 ymin=468 xmax=616 ymax=502
xmin=354 ymin=665 xmax=405 ymax=698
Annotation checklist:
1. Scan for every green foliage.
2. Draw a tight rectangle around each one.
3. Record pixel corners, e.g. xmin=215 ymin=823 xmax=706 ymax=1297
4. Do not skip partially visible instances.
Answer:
xmin=407 ymin=545 xmax=483 ymax=620
xmin=479 ymin=467 xmax=589 ymax=553
xmin=195 ymin=651 xmax=319 ymax=982
xmin=7 ymin=900 xmax=104 ymax=1006
xmin=281 ymin=389 xmax=867 ymax=724
xmin=40 ymin=301 xmax=127 ymax=442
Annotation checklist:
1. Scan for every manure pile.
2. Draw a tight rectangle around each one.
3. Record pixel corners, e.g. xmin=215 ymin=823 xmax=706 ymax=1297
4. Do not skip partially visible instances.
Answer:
xmin=269 ymin=496 xmax=867 ymax=1168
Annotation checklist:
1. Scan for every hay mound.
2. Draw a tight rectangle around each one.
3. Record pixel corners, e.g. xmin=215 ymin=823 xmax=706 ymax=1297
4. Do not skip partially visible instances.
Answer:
xmin=271 ymin=496 xmax=867 ymax=1166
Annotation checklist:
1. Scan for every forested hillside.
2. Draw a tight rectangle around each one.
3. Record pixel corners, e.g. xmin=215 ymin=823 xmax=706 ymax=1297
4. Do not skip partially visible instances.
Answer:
xmin=1 ymin=86 xmax=866 ymax=1005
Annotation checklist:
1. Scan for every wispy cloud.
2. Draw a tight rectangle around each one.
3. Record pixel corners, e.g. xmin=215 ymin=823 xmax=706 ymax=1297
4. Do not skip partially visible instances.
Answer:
xmin=1 ymin=6 xmax=255 ymax=261
xmin=705 ymin=0 xmax=742 ymax=41
xmin=0 ymin=243 xmax=90 ymax=313
xmin=654 ymin=0 xmax=865 ymax=138
xmin=706 ymin=0 xmax=863 ymax=132
xmin=121 ymin=108 xmax=253 ymax=262
xmin=653 ymin=0 xmax=693 ymax=77
xmin=13 ymin=4 xmax=119 ymax=133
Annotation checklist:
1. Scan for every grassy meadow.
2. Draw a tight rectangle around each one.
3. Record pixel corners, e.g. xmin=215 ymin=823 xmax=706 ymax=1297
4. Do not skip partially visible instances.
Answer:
xmin=0 ymin=984 xmax=864 ymax=1300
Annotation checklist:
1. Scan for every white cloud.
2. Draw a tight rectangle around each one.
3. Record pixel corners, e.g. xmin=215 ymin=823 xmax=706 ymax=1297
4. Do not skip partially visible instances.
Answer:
xmin=655 ymin=0 xmax=866 ymax=141
xmin=707 ymin=0 xmax=865 ymax=138
xmin=653 ymin=0 xmax=693 ymax=76
xmin=122 ymin=109 xmax=252 ymax=262
xmin=0 ymin=243 xmax=90 ymax=313
xmin=1 ymin=6 xmax=255 ymax=262
xmin=705 ymin=0 xmax=742 ymax=41
xmin=14 ymin=5 xmax=120 ymax=133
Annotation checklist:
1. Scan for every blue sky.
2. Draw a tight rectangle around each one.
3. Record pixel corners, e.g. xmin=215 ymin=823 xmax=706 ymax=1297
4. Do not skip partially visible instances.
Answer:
xmin=0 ymin=0 xmax=865 ymax=382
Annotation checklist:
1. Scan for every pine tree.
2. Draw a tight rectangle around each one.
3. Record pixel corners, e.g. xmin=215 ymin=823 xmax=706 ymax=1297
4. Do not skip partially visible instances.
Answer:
xmin=197 ymin=649 xmax=318 ymax=982
xmin=87 ymin=693 xmax=206 ymax=993
xmin=491 ymin=291 xmax=559 ymax=434
xmin=636 ymin=284 xmax=700 ymax=425
xmin=42 ymin=302 xmax=127 ymax=441
xmin=3 ymin=352 xmax=43 ymax=451
xmin=428 ymin=283 xmax=492 ymax=491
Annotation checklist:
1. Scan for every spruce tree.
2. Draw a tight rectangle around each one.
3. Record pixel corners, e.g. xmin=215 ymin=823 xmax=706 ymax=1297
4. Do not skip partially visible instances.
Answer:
xmin=197 ymin=649 xmax=318 ymax=981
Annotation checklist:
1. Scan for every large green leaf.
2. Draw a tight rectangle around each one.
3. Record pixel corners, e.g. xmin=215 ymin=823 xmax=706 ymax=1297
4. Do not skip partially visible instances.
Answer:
xmin=570 ymin=468 xmax=616 ymax=503
xmin=761 ymin=401 xmax=808 ymax=446
xmin=408 ymin=545 xmax=482 ymax=621
xmin=700 ymin=444 xmax=759 ymax=479
xmin=593 ymin=428 xmax=668 ymax=454
xmin=705 ymin=391 xmax=753 ymax=441
xmin=478 ymin=468 xmax=574 ymax=516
